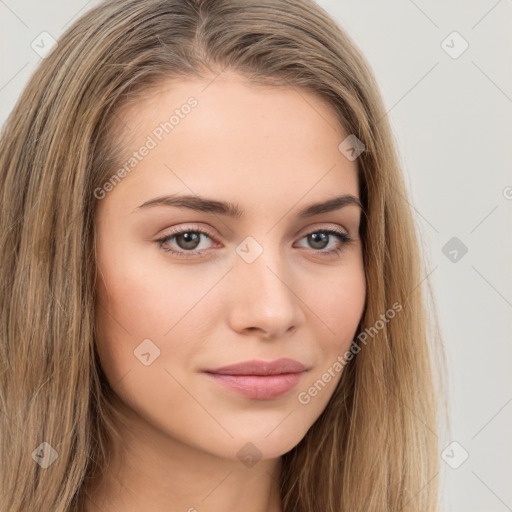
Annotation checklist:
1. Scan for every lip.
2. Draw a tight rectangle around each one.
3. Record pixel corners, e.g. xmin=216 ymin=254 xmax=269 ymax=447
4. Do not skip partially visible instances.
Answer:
xmin=203 ymin=358 xmax=308 ymax=400
xmin=205 ymin=358 xmax=307 ymax=375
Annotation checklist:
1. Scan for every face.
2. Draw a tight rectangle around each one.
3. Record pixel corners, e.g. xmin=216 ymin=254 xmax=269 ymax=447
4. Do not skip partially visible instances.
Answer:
xmin=94 ymin=71 xmax=366 ymax=463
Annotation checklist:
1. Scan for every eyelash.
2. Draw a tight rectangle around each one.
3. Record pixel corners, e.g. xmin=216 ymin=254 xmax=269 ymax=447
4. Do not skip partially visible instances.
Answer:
xmin=155 ymin=225 xmax=353 ymax=259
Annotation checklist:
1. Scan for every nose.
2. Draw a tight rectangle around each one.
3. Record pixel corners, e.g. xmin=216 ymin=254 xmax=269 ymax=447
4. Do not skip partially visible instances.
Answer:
xmin=227 ymin=244 xmax=305 ymax=340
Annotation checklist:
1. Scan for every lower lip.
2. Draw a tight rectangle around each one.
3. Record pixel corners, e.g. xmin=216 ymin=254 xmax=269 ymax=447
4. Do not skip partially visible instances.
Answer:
xmin=204 ymin=372 xmax=306 ymax=400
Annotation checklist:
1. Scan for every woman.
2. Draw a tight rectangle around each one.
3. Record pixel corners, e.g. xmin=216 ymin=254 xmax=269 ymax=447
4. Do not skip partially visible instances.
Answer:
xmin=0 ymin=0 xmax=445 ymax=510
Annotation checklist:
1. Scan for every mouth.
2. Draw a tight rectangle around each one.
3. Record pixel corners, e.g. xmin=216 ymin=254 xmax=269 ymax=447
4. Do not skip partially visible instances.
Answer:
xmin=202 ymin=358 xmax=309 ymax=400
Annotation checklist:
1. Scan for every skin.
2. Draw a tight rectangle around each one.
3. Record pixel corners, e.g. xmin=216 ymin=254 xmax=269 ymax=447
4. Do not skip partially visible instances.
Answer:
xmin=87 ymin=71 xmax=366 ymax=512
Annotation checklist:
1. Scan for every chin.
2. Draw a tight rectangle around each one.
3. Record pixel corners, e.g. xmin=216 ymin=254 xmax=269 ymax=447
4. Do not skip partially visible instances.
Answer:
xmin=226 ymin=428 xmax=307 ymax=462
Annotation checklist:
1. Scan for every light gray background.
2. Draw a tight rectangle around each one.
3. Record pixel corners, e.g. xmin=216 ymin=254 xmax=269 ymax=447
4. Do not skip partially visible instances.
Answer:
xmin=1 ymin=1 xmax=511 ymax=510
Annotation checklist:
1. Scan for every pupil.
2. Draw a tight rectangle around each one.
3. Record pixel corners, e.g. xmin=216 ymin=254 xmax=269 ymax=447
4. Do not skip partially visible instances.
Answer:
xmin=178 ymin=232 xmax=199 ymax=249
xmin=310 ymin=232 xmax=328 ymax=249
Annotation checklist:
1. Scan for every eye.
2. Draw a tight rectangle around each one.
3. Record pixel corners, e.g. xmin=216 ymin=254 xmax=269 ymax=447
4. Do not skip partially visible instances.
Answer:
xmin=295 ymin=228 xmax=352 ymax=257
xmin=155 ymin=225 xmax=353 ymax=259
xmin=155 ymin=225 xmax=216 ymax=258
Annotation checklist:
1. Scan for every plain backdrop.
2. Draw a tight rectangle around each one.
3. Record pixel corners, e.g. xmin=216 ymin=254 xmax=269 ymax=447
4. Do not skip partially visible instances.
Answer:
xmin=1 ymin=1 xmax=511 ymax=511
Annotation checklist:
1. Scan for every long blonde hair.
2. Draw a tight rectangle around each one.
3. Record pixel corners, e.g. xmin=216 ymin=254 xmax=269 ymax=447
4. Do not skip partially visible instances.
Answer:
xmin=0 ymin=1 xmax=446 ymax=510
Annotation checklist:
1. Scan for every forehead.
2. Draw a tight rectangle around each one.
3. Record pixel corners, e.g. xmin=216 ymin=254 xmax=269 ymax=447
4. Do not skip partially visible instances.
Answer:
xmin=102 ymin=72 xmax=360 ymax=211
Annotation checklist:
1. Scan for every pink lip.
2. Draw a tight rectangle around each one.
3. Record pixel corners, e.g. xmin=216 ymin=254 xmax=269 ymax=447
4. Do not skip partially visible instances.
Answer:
xmin=203 ymin=358 xmax=308 ymax=400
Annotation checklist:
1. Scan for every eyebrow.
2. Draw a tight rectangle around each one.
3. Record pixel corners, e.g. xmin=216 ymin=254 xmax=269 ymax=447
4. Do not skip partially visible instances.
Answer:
xmin=134 ymin=193 xmax=363 ymax=218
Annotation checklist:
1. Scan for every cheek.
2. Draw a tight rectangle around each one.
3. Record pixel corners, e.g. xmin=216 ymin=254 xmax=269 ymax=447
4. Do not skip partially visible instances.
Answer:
xmin=93 ymin=250 xmax=211 ymax=433
xmin=290 ymin=267 xmax=365 ymax=425
xmin=332 ymin=274 xmax=366 ymax=342
xmin=308 ymin=259 xmax=366 ymax=345
xmin=297 ymin=257 xmax=366 ymax=384
xmin=95 ymin=236 xmax=187 ymax=333
xmin=94 ymin=242 xmax=219 ymax=381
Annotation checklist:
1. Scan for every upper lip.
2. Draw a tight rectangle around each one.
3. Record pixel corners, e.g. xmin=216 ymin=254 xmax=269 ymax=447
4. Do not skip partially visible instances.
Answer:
xmin=204 ymin=358 xmax=307 ymax=376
